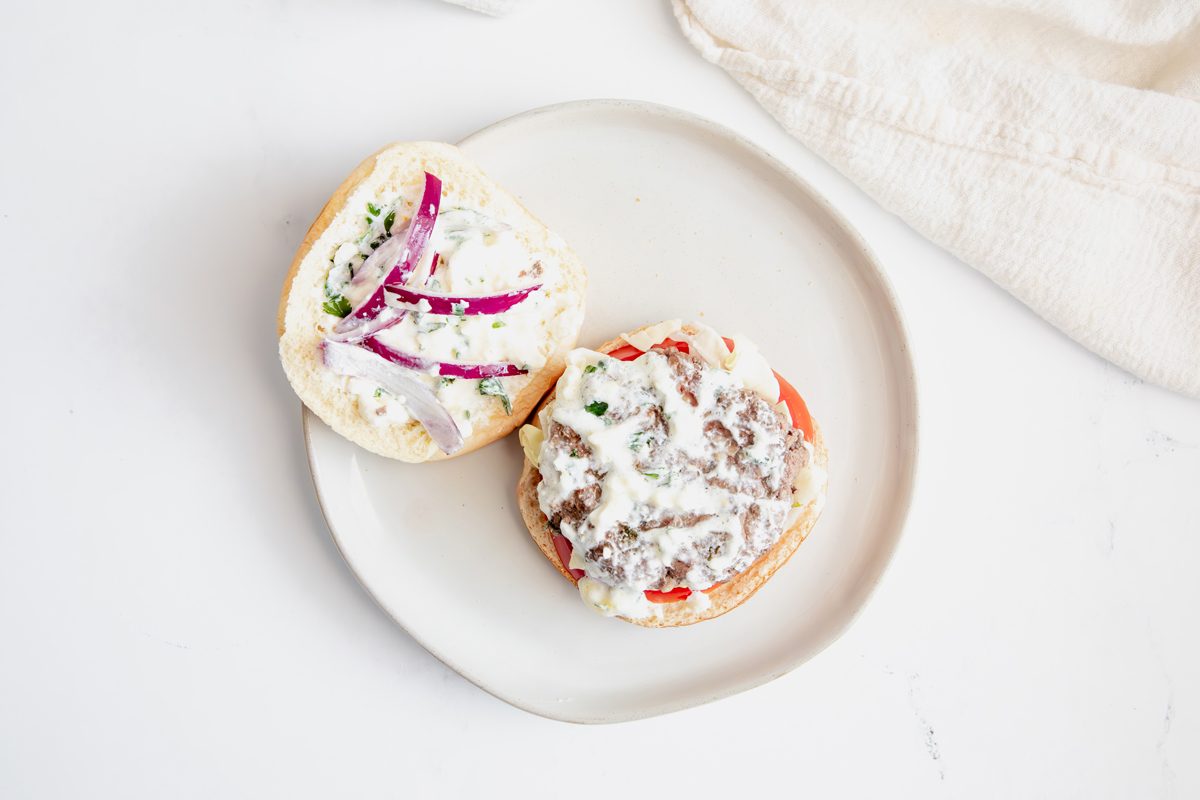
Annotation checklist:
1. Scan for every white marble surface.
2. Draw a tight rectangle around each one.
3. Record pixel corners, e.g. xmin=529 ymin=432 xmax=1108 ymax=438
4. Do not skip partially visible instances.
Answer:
xmin=1 ymin=0 xmax=1197 ymax=796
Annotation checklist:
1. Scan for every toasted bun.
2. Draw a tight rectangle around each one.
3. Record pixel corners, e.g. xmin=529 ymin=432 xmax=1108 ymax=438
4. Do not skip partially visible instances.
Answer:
xmin=516 ymin=323 xmax=828 ymax=627
xmin=278 ymin=142 xmax=586 ymax=462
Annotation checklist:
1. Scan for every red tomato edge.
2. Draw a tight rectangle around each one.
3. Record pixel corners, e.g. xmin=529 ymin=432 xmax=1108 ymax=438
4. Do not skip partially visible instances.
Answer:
xmin=552 ymin=534 xmax=585 ymax=581
xmin=645 ymin=587 xmax=692 ymax=603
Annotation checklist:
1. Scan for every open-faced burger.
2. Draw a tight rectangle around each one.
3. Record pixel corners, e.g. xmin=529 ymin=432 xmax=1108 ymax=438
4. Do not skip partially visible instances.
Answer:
xmin=517 ymin=320 xmax=827 ymax=626
xmin=279 ymin=142 xmax=586 ymax=461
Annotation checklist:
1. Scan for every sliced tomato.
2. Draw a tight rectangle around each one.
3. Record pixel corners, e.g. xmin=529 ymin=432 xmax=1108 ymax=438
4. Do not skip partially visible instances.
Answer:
xmin=773 ymin=370 xmax=814 ymax=442
xmin=644 ymin=587 xmax=693 ymax=603
xmin=656 ymin=337 xmax=690 ymax=353
xmin=608 ymin=338 xmax=691 ymax=362
xmin=645 ymin=581 xmax=724 ymax=604
xmin=606 ymin=343 xmax=644 ymax=361
xmin=552 ymin=534 xmax=585 ymax=581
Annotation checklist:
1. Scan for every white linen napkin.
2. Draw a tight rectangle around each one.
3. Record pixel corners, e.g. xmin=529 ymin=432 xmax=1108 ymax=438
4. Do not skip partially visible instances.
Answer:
xmin=674 ymin=0 xmax=1200 ymax=398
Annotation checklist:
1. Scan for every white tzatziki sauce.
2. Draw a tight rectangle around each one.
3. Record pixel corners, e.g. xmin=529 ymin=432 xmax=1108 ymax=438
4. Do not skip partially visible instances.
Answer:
xmin=531 ymin=323 xmax=821 ymax=619
xmin=321 ymin=197 xmax=579 ymax=437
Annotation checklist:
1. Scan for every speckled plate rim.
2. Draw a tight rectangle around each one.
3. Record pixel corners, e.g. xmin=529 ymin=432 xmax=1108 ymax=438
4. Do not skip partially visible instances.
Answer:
xmin=302 ymin=98 xmax=920 ymax=724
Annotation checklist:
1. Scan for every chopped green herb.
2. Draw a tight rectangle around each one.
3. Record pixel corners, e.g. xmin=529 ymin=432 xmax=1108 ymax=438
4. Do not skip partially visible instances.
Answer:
xmin=373 ymin=388 xmax=383 ymax=399
xmin=629 ymin=431 xmax=647 ymax=451
xmin=584 ymin=364 xmax=597 ymax=374
xmin=439 ymin=376 xmax=456 ymax=387
xmin=478 ymin=377 xmax=512 ymax=415
xmin=641 ymin=472 xmax=659 ymax=480
xmin=322 ymin=294 xmax=352 ymax=317
xmin=584 ymin=401 xmax=608 ymax=417
xmin=323 ymin=273 xmax=350 ymax=313
xmin=492 ymin=320 xmax=505 ymax=329
xmin=569 ymin=449 xmax=579 ymax=458
xmin=423 ymin=322 xmax=447 ymax=333
xmin=366 ymin=202 xmax=381 ymax=217
xmin=383 ymin=210 xmax=395 ymax=234
xmin=465 ymin=410 xmax=471 ymax=418
xmin=452 ymin=303 xmax=466 ymax=319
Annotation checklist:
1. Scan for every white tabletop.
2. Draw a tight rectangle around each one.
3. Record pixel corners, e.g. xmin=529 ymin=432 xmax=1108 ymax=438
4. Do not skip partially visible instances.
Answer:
xmin=3 ymin=0 xmax=1198 ymax=796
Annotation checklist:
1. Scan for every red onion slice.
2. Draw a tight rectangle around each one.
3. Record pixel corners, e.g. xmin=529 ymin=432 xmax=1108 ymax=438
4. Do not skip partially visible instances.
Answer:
xmin=322 ymin=340 xmax=463 ymax=455
xmin=385 ymin=283 xmax=542 ymax=315
xmin=326 ymin=307 xmax=404 ymax=344
xmin=349 ymin=233 xmax=404 ymax=288
xmin=327 ymin=253 xmax=443 ymax=345
xmin=362 ymin=336 xmax=528 ymax=379
xmin=334 ymin=172 xmax=442 ymax=335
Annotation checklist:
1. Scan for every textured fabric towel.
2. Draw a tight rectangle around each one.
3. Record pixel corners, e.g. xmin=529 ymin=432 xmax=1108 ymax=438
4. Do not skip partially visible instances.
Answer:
xmin=674 ymin=0 xmax=1200 ymax=397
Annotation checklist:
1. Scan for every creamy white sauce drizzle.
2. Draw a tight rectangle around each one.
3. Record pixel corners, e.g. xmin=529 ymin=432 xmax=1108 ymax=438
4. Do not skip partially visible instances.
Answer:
xmin=322 ymin=197 xmax=580 ymax=434
xmin=533 ymin=323 xmax=819 ymax=619
xmin=576 ymin=577 xmax=657 ymax=619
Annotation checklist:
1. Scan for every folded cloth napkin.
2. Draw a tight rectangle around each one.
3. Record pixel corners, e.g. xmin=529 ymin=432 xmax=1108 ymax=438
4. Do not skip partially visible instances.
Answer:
xmin=674 ymin=0 xmax=1200 ymax=398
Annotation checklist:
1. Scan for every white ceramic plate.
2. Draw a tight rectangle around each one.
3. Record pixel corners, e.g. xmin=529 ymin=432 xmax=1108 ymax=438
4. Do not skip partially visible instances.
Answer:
xmin=304 ymin=100 xmax=918 ymax=723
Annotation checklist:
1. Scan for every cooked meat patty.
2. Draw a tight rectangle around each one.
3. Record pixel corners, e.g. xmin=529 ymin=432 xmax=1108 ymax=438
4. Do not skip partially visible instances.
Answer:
xmin=537 ymin=346 xmax=806 ymax=591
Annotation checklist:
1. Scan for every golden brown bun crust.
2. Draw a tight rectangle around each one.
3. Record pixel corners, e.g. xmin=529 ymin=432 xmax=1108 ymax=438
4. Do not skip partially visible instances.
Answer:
xmin=278 ymin=142 xmax=586 ymax=462
xmin=515 ymin=323 xmax=828 ymax=627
